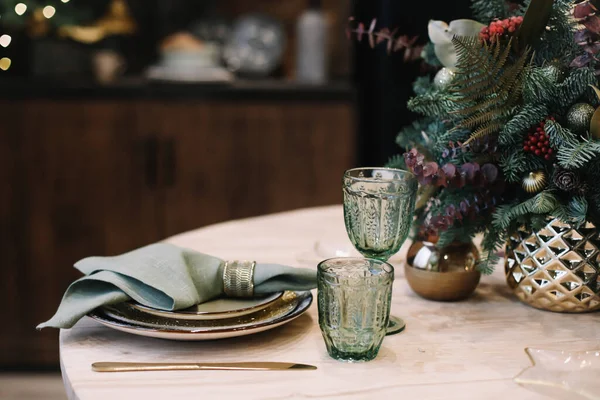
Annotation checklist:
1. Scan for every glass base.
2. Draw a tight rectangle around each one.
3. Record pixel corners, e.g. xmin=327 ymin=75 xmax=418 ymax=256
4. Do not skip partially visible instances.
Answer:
xmin=386 ymin=316 xmax=406 ymax=336
xmin=326 ymin=347 xmax=379 ymax=362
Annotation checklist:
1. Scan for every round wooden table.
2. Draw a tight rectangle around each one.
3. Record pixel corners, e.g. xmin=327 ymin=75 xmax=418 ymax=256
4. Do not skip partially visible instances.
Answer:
xmin=60 ymin=206 xmax=600 ymax=400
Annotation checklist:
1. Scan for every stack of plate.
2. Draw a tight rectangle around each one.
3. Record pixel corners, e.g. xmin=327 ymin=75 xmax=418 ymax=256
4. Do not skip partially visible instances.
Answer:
xmin=88 ymin=291 xmax=312 ymax=341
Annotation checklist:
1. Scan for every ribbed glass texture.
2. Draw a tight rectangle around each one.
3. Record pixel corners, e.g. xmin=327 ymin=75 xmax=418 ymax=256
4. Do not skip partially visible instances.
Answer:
xmin=343 ymin=168 xmax=417 ymax=261
xmin=318 ymin=258 xmax=394 ymax=362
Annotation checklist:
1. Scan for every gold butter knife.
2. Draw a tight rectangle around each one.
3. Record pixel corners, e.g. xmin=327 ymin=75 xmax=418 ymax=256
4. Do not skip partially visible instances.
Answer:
xmin=92 ymin=362 xmax=316 ymax=372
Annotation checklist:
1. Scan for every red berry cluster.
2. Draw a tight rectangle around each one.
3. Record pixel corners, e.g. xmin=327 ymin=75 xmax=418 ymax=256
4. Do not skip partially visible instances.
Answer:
xmin=479 ymin=16 xmax=524 ymax=41
xmin=523 ymin=118 xmax=555 ymax=161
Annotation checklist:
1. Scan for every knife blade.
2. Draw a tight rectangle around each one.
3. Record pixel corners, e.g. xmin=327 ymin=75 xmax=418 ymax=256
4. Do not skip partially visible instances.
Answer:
xmin=92 ymin=362 xmax=317 ymax=372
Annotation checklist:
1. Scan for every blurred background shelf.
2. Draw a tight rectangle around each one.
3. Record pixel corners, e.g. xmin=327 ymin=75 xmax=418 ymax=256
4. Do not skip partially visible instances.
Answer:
xmin=0 ymin=78 xmax=355 ymax=101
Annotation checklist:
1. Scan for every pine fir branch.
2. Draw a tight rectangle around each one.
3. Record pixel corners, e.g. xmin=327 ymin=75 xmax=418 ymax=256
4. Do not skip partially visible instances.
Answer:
xmin=530 ymin=213 xmax=550 ymax=231
xmin=568 ymin=196 xmax=588 ymax=227
xmin=531 ymin=190 xmax=559 ymax=213
xmin=522 ymin=67 xmax=558 ymax=104
xmin=396 ymin=118 xmax=432 ymax=150
xmin=396 ymin=118 xmax=450 ymax=157
xmin=471 ymin=0 xmax=511 ymax=24
xmin=544 ymin=119 xmax=578 ymax=148
xmin=386 ymin=154 xmax=406 ymax=170
xmin=408 ymin=93 xmax=460 ymax=118
xmin=557 ymin=138 xmax=600 ymax=169
xmin=550 ymin=196 xmax=588 ymax=228
xmin=555 ymin=68 xmax=597 ymax=109
xmin=493 ymin=203 xmax=525 ymax=229
xmin=499 ymin=104 xmax=548 ymax=145
xmin=550 ymin=203 xmax=570 ymax=225
xmin=477 ymin=252 xmax=500 ymax=275
xmin=492 ymin=191 xmax=558 ymax=229
xmin=477 ymin=225 xmax=509 ymax=274
xmin=437 ymin=226 xmax=478 ymax=248
xmin=500 ymin=151 xmax=529 ymax=182
xmin=413 ymin=76 xmax=433 ymax=96
xmin=533 ymin=0 xmax=580 ymax=64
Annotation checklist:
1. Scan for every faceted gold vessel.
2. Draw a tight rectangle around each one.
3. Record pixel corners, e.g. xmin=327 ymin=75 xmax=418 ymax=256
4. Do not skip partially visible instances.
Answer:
xmin=405 ymin=239 xmax=481 ymax=301
xmin=505 ymin=218 xmax=600 ymax=313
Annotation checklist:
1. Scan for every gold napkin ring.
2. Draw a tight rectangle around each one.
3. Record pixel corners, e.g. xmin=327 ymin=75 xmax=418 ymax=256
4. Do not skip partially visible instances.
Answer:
xmin=223 ymin=260 xmax=256 ymax=297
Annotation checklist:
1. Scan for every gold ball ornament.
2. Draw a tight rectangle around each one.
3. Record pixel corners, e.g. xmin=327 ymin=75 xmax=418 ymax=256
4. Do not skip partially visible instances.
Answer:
xmin=522 ymin=171 xmax=547 ymax=194
xmin=566 ymin=103 xmax=595 ymax=134
xmin=540 ymin=61 xmax=566 ymax=83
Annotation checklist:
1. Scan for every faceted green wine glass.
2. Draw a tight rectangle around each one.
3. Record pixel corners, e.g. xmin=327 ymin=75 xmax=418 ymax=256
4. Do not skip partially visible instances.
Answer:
xmin=343 ymin=167 xmax=418 ymax=334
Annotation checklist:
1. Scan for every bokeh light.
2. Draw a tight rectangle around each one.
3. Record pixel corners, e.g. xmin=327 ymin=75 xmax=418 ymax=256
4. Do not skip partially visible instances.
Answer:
xmin=0 ymin=57 xmax=12 ymax=71
xmin=42 ymin=5 xmax=56 ymax=18
xmin=0 ymin=34 xmax=11 ymax=48
xmin=14 ymin=3 xmax=27 ymax=15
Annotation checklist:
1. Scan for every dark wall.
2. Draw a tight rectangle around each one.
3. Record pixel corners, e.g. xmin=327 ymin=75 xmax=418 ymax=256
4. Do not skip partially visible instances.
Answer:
xmin=353 ymin=0 xmax=473 ymax=167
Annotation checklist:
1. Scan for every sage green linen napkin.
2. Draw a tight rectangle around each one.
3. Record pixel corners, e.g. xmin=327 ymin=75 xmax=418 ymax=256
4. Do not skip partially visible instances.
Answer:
xmin=38 ymin=243 xmax=316 ymax=329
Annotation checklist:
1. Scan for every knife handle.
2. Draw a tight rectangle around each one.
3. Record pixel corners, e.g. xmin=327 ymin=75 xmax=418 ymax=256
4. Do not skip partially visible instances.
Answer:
xmin=93 ymin=362 xmax=202 ymax=372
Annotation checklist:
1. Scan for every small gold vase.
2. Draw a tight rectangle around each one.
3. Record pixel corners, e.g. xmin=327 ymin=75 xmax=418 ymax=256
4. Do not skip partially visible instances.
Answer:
xmin=505 ymin=218 xmax=600 ymax=313
xmin=405 ymin=238 xmax=481 ymax=301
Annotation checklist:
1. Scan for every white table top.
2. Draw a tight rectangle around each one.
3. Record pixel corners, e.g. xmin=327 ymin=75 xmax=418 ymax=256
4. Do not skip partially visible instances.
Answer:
xmin=59 ymin=206 xmax=600 ymax=400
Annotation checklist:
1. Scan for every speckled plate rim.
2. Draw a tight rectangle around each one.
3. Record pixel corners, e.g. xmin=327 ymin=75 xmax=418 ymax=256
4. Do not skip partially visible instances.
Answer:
xmin=129 ymin=291 xmax=284 ymax=321
xmin=87 ymin=291 xmax=312 ymax=341
xmin=102 ymin=293 xmax=297 ymax=332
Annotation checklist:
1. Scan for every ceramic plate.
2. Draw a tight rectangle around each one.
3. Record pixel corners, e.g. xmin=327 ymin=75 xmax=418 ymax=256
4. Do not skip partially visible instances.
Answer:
xmin=130 ymin=292 xmax=283 ymax=321
xmin=515 ymin=348 xmax=600 ymax=400
xmin=87 ymin=291 xmax=312 ymax=341
xmin=102 ymin=292 xmax=297 ymax=331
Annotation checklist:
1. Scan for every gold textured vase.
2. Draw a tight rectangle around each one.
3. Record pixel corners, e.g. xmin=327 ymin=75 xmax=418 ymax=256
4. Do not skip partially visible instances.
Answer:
xmin=505 ymin=218 xmax=600 ymax=313
xmin=405 ymin=239 xmax=481 ymax=301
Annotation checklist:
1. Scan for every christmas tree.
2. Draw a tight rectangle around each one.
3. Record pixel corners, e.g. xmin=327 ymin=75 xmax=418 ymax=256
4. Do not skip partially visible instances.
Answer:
xmin=383 ymin=0 xmax=600 ymax=273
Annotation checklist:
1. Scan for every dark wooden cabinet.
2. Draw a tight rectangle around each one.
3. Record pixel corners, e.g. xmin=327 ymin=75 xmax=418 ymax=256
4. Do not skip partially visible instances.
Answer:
xmin=0 ymin=95 xmax=355 ymax=368
xmin=1 ymin=100 xmax=163 ymax=367
xmin=143 ymin=101 xmax=355 ymax=235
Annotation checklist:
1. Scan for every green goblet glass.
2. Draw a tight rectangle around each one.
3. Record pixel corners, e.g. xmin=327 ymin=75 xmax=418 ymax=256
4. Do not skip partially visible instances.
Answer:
xmin=342 ymin=167 xmax=418 ymax=334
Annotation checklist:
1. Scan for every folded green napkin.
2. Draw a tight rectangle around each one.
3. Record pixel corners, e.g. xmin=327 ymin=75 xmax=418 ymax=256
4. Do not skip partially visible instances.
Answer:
xmin=38 ymin=243 xmax=317 ymax=329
